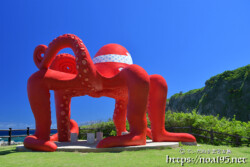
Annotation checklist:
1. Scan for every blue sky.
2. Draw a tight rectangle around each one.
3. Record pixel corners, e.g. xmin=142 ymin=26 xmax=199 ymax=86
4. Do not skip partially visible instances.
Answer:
xmin=0 ymin=0 xmax=249 ymax=129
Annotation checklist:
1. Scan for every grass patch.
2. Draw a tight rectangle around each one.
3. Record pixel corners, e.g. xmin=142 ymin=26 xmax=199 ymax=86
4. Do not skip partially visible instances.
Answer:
xmin=0 ymin=144 xmax=249 ymax=167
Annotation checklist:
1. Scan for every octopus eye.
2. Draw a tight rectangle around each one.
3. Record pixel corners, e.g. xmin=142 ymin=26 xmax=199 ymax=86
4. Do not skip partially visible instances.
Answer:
xmin=118 ymin=67 xmax=124 ymax=71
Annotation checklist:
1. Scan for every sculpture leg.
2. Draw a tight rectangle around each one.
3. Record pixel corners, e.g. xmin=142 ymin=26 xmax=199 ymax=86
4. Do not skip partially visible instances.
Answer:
xmin=50 ymin=120 xmax=79 ymax=142
xmin=50 ymin=92 xmax=79 ymax=142
xmin=113 ymin=99 xmax=128 ymax=136
xmin=148 ymin=74 xmax=196 ymax=142
xmin=24 ymin=69 xmax=77 ymax=151
xmin=146 ymin=126 xmax=153 ymax=139
xmin=113 ymin=99 xmax=153 ymax=138
xmin=97 ymin=65 xmax=149 ymax=148
xmin=24 ymin=70 xmax=57 ymax=151
xmin=54 ymin=91 xmax=72 ymax=141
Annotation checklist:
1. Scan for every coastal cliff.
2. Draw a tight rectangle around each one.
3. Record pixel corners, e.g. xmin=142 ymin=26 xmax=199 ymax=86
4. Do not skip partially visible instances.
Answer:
xmin=166 ymin=64 xmax=250 ymax=122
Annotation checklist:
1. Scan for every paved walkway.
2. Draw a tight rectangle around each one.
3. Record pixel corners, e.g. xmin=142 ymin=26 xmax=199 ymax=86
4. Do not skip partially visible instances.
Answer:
xmin=16 ymin=140 xmax=194 ymax=152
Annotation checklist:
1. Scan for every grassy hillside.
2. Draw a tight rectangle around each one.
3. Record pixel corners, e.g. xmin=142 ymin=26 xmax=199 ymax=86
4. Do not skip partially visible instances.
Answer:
xmin=166 ymin=64 xmax=250 ymax=122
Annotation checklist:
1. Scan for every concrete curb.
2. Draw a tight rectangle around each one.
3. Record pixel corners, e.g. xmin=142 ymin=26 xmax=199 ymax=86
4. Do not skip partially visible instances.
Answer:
xmin=16 ymin=140 xmax=184 ymax=152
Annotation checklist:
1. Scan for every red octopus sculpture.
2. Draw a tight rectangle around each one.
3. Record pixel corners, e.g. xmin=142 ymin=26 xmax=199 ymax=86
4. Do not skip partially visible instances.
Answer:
xmin=24 ymin=34 xmax=196 ymax=152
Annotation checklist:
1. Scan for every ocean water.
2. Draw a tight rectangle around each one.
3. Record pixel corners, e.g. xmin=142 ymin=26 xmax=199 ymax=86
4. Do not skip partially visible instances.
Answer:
xmin=0 ymin=129 xmax=57 ymax=142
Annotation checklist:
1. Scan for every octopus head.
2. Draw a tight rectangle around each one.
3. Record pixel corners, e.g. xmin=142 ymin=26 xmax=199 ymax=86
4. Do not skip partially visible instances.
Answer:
xmin=93 ymin=44 xmax=133 ymax=77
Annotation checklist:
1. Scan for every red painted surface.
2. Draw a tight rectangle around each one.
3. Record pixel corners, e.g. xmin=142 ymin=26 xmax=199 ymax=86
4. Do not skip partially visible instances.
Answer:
xmin=24 ymin=34 xmax=196 ymax=152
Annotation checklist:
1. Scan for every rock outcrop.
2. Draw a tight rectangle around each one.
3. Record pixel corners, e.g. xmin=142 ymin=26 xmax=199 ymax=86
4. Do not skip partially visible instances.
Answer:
xmin=166 ymin=64 xmax=250 ymax=122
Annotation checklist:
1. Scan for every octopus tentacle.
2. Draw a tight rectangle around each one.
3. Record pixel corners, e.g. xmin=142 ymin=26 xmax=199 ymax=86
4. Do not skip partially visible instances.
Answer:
xmin=33 ymin=34 xmax=102 ymax=91
xmin=50 ymin=53 xmax=77 ymax=74
xmin=97 ymin=64 xmax=149 ymax=148
xmin=41 ymin=34 xmax=96 ymax=76
xmin=50 ymin=119 xmax=79 ymax=142
xmin=54 ymin=91 xmax=72 ymax=142
xmin=25 ymin=34 xmax=98 ymax=152
xmin=33 ymin=44 xmax=47 ymax=69
xmin=42 ymin=34 xmax=101 ymax=90
xmin=113 ymin=99 xmax=128 ymax=136
xmin=148 ymin=74 xmax=196 ymax=142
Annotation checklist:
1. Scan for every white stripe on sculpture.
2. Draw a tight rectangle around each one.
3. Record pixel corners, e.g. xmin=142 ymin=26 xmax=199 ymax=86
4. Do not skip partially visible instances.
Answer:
xmin=93 ymin=53 xmax=133 ymax=65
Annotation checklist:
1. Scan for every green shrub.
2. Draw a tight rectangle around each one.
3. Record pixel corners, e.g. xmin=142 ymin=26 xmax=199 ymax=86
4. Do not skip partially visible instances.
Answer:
xmin=165 ymin=110 xmax=250 ymax=146
xmin=79 ymin=119 xmax=130 ymax=139
xmin=80 ymin=111 xmax=250 ymax=146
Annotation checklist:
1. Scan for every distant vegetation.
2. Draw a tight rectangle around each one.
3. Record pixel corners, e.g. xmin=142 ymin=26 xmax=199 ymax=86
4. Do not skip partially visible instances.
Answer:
xmin=166 ymin=64 xmax=250 ymax=122
xmin=80 ymin=110 xmax=250 ymax=146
